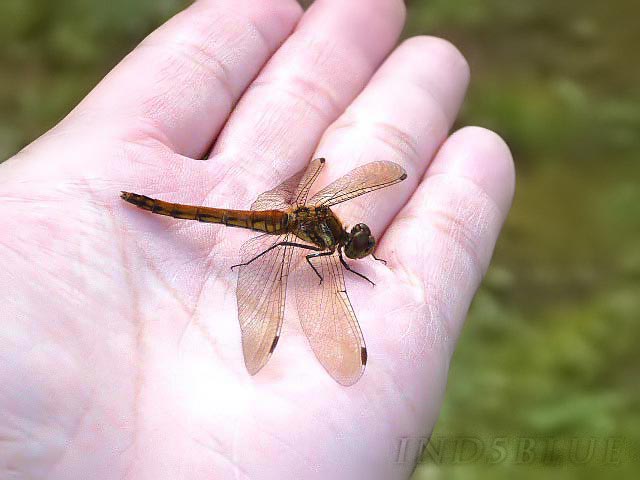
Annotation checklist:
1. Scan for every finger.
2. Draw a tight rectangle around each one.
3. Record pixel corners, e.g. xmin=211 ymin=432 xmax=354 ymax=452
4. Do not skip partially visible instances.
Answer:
xmin=382 ymin=126 xmax=515 ymax=345
xmin=62 ymin=0 xmax=302 ymax=159
xmin=209 ymin=0 xmax=406 ymax=198
xmin=312 ymin=36 xmax=470 ymax=235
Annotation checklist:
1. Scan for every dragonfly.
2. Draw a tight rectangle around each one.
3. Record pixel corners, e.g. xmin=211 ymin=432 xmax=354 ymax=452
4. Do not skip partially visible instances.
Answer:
xmin=121 ymin=158 xmax=407 ymax=385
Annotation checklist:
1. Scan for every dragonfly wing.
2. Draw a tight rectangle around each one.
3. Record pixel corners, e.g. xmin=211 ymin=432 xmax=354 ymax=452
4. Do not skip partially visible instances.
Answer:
xmin=250 ymin=158 xmax=326 ymax=210
xmin=236 ymin=233 xmax=294 ymax=374
xmin=294 ymin=251 xmax=367 ymax=386
xmin=308 ymin=161 xmax=407 ymax=207
xmin=292 ymin=157 xmax=325 ymax=206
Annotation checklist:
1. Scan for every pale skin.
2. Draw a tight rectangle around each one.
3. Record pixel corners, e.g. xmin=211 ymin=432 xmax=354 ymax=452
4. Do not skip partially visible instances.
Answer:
xmin=0 ymin=0 xmax=515 ymax=479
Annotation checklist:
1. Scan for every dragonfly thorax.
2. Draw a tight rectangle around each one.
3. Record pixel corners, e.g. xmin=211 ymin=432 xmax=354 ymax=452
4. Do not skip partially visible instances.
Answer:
xmin=290 ymin=205 xmax=344 ymax=251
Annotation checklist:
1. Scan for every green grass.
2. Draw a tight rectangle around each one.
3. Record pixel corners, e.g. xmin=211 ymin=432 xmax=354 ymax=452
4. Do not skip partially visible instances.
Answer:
xmin=404 ymin=0 xmax=640 ymax=477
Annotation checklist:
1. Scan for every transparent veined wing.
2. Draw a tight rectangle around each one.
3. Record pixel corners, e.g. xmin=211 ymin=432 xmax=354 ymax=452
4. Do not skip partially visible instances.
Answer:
xmin=236 ymin=233 xmax=294 ymax=374
xmin=308 ymin=161 xmax=406 ymax=207
xmin=293 ymin=250 xmax=367 ymax=386
xmin=292 ymin=157 xmax=325 ymax=206
xmin=250 ymin=158 xmax=326 ymax=210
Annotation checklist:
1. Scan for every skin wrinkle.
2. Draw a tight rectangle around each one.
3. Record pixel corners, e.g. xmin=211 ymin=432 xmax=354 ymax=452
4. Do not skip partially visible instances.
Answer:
xmin=2 ymin=388 xmax=45 ymax=475
xmin=211 ymin=1 xmax=403 ymax=167
xmin=392 ymin=285 xmax=452 ymax=364
xmin=142 ymin=5 xmax=272 ymax=96
xmin=370 ymin=121 xmax=424 ymax=166
xmin=245 ymin=35 xmax=351 ymax=122
xmin=312 ymin=49 xmax=462 ymax=233
xmin=113 ymin=216 xmax=143 ymax=478
xmin=391 ymin=172 xmax=504 ymax=280
xmin=230 ymin=419 xmax=245 ymax=480
xmin=163 ymin=36 xmax=235 ymax=98
xmin=3 ymin=200 xmax=106 ymax=345
xmin=0 ymin=237 xmax=31 ymax=267
xmin=425 ymin=171 xmax=511 ymax=222
xmin=299 ymin=7 xmax=396 ymax=75
xmin=247 ymin=73 xmax=343 ymax=123
xmin=146 ymin=42 xmax=233 ymax=120
xmin=141 ymin=247 xmax=203 ymax=318
xmin=379 ymin=360 xmax=420 ymax=418
xmin=124 ymin=172 xmax=232 ymax=356
xmin=120 ymin=159 xmax=212 ymax=206
xmin=3 ymin=318 xmax=97 ymax=477
xmin=201 ymin=159 xmax=289 ymax=212
xmin=46 ymin=388 xmax=95 ymax=478
xmin=381 ymin=191 xmax=493 ymax=353
xmin=126 ymin=1 xmax=298 ymax=159
xmin=117 ymin=203 xmax=212 ymax=331
xmin=188 ymin=430 xmax=251 ymax=480
xmin=412 ymin=80 xmax=454 ymax=131
xmin=119 ymin=115 xmax=180 ymax=154
xmin=179 ymin=274 xmax=226 ymax=357
xmin=250 ymin=419 xmax=319 ymax=472
xmin=118 ymin=143 xmax=235 ymax=274
xmin=427 ymin=205 xmax=485 ymax=282
xmin=329 ymin=118 xmax=423 ymax=168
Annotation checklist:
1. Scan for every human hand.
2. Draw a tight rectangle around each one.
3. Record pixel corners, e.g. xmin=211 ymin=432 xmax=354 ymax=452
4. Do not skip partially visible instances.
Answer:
xmin=0 ymin=1 xmax=514 ymax=478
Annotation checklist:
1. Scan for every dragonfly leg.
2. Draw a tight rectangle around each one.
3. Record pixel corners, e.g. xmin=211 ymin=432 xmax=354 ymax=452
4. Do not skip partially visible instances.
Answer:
xmin=371 ymin=252 xmax=387 ymax=265
xmin=339 ymin=249 xmax=376 ymax=287
xmin=231 ymin=241 xmax=322 ymax=270
xmin=305 ymin=250 xmax=334 ymax=285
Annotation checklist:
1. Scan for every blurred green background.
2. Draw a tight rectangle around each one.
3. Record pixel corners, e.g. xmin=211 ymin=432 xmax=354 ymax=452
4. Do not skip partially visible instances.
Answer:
xmin=0 ymin=0 xmax=638 ymax=478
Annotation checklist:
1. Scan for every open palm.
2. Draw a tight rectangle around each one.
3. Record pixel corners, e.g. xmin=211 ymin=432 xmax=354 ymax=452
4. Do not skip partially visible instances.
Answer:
xmin=0 ymin=1 xmax=514 ymax=479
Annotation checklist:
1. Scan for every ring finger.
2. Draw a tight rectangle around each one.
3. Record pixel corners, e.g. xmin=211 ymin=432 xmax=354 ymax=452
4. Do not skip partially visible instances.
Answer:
xmin=311 ymin=35 xmax=470 ymax=236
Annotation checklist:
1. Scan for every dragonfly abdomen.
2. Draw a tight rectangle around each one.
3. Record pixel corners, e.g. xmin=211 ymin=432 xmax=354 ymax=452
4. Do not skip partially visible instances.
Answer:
xmin=219 ymin=209 xmax=289 ymax=234
xmin=121 ymin=192 xmax=288 ymax=234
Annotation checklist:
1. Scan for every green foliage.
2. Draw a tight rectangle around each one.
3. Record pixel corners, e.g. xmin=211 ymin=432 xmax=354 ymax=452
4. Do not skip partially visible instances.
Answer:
xmin=404 ymin=0 xmax=640 ymax=478
xmin=0 ymin=0 xmax=638 ymax=477
xmin=0 ymin=0 xmax=185 ymax=159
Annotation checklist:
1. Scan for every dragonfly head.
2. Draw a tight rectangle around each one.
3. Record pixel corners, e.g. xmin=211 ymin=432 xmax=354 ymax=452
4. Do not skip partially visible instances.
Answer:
xmin=344 ymin=223 xmax=376 ymax=259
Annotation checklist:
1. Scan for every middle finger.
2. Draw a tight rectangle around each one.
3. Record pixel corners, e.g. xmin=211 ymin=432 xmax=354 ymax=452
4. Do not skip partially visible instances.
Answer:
xmin=210 ymin=0 xmax=406 ymax=202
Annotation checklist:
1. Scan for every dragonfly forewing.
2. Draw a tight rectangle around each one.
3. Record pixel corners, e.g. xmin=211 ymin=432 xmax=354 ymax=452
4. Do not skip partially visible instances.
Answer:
xmin=309 ymin=160 xmax=407 ymax=207
xmin=250 ymin=158 xmax=325 ymax=211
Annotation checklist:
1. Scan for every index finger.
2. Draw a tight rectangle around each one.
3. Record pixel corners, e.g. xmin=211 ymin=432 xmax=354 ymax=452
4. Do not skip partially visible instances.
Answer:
xmin=62 ymin=0 xmax=302 ymax=160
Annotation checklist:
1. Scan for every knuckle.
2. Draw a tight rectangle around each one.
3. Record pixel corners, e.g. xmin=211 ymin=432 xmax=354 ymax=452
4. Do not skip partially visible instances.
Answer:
xmin=330 ymin=117 xmax=421 ymax=165
xmin=366 ymin=120 xmax=422 ymax=165
xmin=250 ymin=72 xmax=342 ymax=121
xmin=138 ymin=34 xmax=236 ymax=108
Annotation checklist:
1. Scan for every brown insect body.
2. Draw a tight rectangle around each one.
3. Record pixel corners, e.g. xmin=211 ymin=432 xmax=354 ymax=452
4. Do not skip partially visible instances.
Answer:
xmin=120 ymin=159 xmax=407 ymax=386
xmin=121 ymin=192 xmax=350 ymax=252
xmin=120 ymin=192 xmax=290 ymax=234
xmin=288 ymin=205 xmax=345 ymax=252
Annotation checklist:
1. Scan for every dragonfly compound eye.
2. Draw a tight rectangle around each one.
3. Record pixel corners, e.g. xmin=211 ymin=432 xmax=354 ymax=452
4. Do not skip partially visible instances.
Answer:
xmin=345 ymin=224 xmax=376 ymax=259
xmin=353 ymin=223 xmax=371 ymax=235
